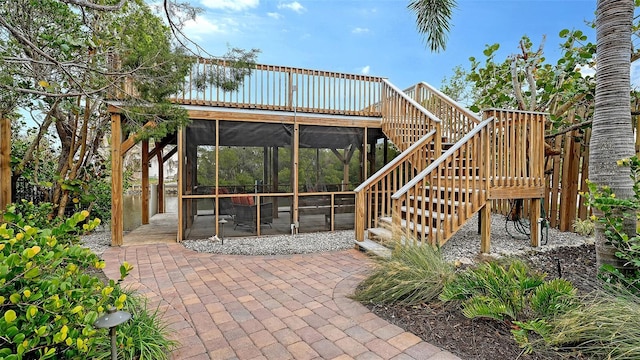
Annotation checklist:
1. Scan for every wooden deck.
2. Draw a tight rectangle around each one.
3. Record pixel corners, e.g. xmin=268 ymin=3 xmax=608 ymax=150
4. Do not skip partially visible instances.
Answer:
xmin=122 ymin=213 xmax=178 ymax=245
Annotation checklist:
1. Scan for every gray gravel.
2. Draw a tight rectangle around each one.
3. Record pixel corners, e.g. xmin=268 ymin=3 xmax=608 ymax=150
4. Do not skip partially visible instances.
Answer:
xmin=81 ymin=214 xmax=593 ymax=264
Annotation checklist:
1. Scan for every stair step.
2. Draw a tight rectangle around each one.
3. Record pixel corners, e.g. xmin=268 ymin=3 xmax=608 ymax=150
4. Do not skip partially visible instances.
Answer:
xmin=354 ymin=238 xmax=392 ymax=258
xmin=408 ymin=196 xmax=460 ymax=207
xmin=379 ymin=216 xmax=433 ymax=236
xmin=400 ymin=206 xmax=449 ymax=221
xmin=367 ymin=227 xmax=392 ymax=241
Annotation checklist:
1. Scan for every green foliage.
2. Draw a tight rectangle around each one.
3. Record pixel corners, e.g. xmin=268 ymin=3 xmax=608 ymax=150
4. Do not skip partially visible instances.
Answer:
xmin=197 ymin=47 xmax=261 ymax=92
xmin=0 ymin=204 xmax=131 ymax=359
xmin=529 ymin=278 xmax=578 ymax=317
xmin=572 ymin=218 xmax=595 ymax=236
xmin=92 ymin=287 xmax=178 ymax=360
xmin=586 ymin=156 xmax=640 ymax=286
xmin=465 ymin=30 xmax=595 ymax=130
xmin=439 ymin=260 xmax=546 ymax=321
xmin=353 ymin=243 xmax=455 ymax=305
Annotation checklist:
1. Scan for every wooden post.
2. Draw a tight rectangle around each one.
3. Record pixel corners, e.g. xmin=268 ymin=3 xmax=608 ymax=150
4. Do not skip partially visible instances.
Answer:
xmin=292 ymin=123 xmax=299 ymax=231
xmin=530 ymin=198 xmax=541 ymax=247
xmin=156 ymin=149 xmax=164 ymax=213
xmin=559 ymin=131 xmax=579 ymax=231
xmin=177 ymin=128 xmax=184 ymax=241
xmin=141 ymin=139 xmax=149 ymax=224
xmin=215 ymin=119 xmax=219 ymax=236
xmin=111 ymin=113 xmax=123 ymax=246
xmin=0 ymin=117 xmax=11 ymax=210
xmin=480 ymin=202 xmax=491 ymax=253
xmin=273 ymin=146 xmax=279 ymax=219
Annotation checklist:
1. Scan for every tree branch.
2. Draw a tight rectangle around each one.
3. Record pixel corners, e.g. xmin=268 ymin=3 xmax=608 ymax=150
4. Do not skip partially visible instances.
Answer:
xmin=59 ymin=0 xmax=127 ymax=11
xmin=545 ymin=119 xmax=592 ymax=138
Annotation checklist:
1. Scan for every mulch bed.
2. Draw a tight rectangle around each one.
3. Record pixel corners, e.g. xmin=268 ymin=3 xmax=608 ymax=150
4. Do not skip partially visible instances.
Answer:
xmin=365 ymin=244 xmax=599 ymax=360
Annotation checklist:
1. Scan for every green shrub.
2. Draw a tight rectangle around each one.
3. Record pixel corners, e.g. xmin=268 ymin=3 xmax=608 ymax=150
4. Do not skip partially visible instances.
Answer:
xmin=439 ymin=260 xmax=545 ymax=321
xmin=572 ymin=218 xmax=595 ymax=236
xmin=0 ymin=204 xmax=130 ymax=359
xmin=353 ymin=243 xmax=455 ymax=305
xmin=92 ymin=287 xmax=178 ymax=360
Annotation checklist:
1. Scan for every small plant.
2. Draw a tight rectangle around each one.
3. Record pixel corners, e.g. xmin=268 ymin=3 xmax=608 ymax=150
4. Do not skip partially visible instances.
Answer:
xmin=353 ymin=243 xmax=455 ymax=305
xmin=93 ymin=287 xmax=178 ymax=360
xmin=541 ymin=289 xmax=640 ymax=359
xmin=439 ymin=259 xmax=545 ymax=321
xmin=572 ymin=218 xmax=595 ymax=236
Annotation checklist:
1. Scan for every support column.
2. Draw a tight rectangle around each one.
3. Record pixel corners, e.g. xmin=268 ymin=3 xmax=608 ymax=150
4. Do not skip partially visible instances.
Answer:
xmin=292 ymin=123 xmax=299 ymax=232
xmin=157 ymin=149 xmax=164 ymax=213
xmin=480 ymin=202 xmax=491 ymax=253
xmin=530 ymin=198 xmax=542 ymax=247
xmin=110 ymin=113 xmax=123 ymax=246
xmin=272 ymin=146 xmax=279 ymax=219
xmin=0 ymin=117 xmax=11 ymax=210
xmin=141 ymin=140 xmax=149 ymax=224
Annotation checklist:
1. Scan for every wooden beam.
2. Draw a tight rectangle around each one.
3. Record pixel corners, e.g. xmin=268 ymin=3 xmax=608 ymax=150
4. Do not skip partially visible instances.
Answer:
xmin=120 ymin=121 xmax=157 ymax=155
xmin=0 ymin=117 xmax=11 ymax=210
xmin=141 ymin=139 xmax=149 ymax=224
xmin=480 ymin=202 xmax=491 ymax=253
xmin=110 ymin=113 xmax=124 ymax=246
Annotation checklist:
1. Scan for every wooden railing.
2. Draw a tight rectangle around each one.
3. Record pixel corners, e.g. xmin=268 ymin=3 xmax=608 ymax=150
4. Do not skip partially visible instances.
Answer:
xmin=354 ymin=130 xmax=438 ymax=241
xmin=391 ymin=118 xmax=492 ymax=246
xmin=380 ymin=80 xmax=442 ymax=151
xmin=171 ymin=58 xmax=385 ymax=116
xmin=484 ymin=109 xmax=546 ymax=199
xmin=404 ymin=82 xmax=481 ymax=143
xmin=390 ymin=110 xmax=546 ymax=246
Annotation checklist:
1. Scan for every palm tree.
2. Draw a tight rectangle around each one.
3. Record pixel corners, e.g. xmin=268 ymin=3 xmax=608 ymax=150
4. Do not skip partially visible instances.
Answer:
xmin=589 ymin=0 xmax=636 ymax=270
xmin=408 ymin=0 xmax=457 ymax=52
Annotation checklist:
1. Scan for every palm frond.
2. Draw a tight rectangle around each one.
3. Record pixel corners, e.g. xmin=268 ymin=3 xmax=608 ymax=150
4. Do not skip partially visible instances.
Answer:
xmin=408 ymin=0 xmax=457 ymax=52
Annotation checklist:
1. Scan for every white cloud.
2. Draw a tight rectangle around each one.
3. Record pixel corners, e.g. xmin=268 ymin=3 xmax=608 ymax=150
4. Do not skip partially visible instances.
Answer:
xmin=361 ymin=65 xmax=370 ymax=75
xmin=201 ymin=0 xmax=259 ymax=11
xmin=278 ymin=1 xmax=305 ymax=13
xmin=352 ymin=27 xmax=369 ymax=34
xmin=183 ymin=15 xmax=226 ymax=36
xmin=267 ymin=12 xmax=282 ymax=20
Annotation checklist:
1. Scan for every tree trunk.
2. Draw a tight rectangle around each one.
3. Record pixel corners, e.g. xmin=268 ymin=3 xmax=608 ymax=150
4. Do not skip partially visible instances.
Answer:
xmin=590 ymin=0 xmax=636 ymax=271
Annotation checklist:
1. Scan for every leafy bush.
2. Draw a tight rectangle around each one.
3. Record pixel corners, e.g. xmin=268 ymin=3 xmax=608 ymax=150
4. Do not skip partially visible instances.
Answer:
xmin=439 ymin=260 xmax=546 ymax=321
xmin=353 ymin=243 xmax=455 ymax=305
xmin=0 ymin=204 xmax=132 ymax=359
xmin=585 ymin=156 xmax=640 ymax=283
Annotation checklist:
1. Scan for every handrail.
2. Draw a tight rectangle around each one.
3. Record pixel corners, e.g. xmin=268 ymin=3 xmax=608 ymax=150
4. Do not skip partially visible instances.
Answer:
xmin=171 ymin=58 xmax=386 ymax=117
xmin=388 ymin=109 xmax=546 ymax=246
xmin=354 ymin=130 xmax=439 ymax=241
xmin=389 ymin=117 xmax=493 ymax=245
xmin=354 ymin=130 xmax=437 ymax=192
xmin=404 ymin=82 xmax=481 ymax=143
xmin=392 ymin=117 xmax=493 ymax=199
xmin=379 ymin=79 xmax=442 ymax=152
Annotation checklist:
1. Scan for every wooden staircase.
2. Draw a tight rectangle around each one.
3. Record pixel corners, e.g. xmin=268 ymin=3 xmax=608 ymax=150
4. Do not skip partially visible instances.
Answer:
xmin=354 ymin=82 xmax=546 ymax=254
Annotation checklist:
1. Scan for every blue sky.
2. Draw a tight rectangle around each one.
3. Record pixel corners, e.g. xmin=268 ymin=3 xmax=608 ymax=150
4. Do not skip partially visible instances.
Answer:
xmin=183 ymin=0 xmax=597 ymax=90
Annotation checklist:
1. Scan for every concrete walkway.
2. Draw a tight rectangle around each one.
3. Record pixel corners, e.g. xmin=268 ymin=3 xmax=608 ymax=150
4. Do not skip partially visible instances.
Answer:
xmin=102 ymin=244 xmax=460 ymax=360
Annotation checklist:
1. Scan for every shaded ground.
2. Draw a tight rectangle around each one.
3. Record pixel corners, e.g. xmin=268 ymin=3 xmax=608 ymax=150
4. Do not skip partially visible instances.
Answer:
xmin=366 ymin=244 xmax=598 ymax=360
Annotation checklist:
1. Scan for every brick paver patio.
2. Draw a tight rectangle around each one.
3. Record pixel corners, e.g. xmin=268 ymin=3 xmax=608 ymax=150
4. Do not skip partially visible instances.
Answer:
xmin=102 ymin=243 xmax=460 ymax=360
